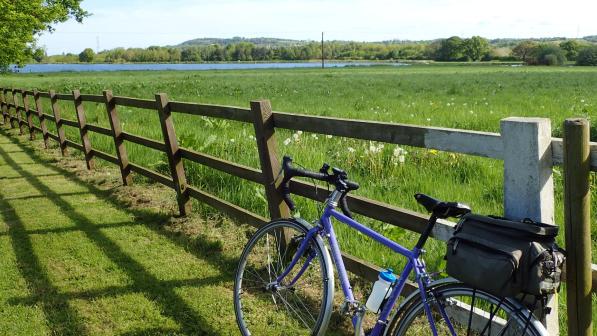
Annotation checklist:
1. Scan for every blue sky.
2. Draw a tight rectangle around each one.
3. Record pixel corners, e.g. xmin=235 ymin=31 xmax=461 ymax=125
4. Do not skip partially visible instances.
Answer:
xmin=38 ymin=0 xmax=597 ymax=55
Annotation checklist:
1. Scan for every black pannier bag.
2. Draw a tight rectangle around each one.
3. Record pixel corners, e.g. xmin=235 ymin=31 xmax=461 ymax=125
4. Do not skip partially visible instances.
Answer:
xmin=445 ymin=213 xmax=565 ymax=298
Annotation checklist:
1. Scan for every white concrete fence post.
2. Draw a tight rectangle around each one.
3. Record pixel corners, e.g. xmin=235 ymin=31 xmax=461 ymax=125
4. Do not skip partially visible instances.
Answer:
xmin=501 ymin=117 xmax=558 ymax=335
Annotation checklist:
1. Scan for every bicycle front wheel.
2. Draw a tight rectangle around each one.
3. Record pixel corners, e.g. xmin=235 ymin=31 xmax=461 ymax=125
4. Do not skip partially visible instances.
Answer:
xmin=388 ymin=280 xmax=548 ymax=336
xmin=233 ymin=219 xmax=334 ymax=336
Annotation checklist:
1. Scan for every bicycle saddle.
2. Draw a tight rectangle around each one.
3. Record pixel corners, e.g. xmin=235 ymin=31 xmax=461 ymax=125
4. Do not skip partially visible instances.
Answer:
xmin=414 ymin=193 xmax=471 ymax=219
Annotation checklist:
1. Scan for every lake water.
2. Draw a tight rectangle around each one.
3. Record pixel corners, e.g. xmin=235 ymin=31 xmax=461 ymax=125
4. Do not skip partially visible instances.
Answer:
xmin=10 ymin=62 xmax=408 ymax=73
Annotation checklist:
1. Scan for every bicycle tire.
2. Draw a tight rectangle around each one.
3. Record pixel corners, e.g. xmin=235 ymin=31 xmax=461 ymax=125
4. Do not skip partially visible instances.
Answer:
xmin=234 ymin=218 xmax=334 ymax=336
xmin=386 ymin=279 xmax=548 ymax=336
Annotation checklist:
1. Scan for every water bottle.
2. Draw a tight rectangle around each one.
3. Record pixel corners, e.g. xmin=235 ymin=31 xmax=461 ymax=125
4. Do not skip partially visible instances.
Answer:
xmin=365 ymin=268 xmax=397 ymax=312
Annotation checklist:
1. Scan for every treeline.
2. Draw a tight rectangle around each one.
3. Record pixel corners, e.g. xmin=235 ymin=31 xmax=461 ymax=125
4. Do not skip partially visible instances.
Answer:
xmin=42 ymin=36 xmax=597 ymax=65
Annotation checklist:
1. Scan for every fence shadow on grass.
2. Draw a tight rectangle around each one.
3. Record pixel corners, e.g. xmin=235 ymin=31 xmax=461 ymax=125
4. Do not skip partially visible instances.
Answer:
xmin=0 ymin=187 xmax=88 ymax=336
xmin=0 ymin=130 xmax=243 ymax=335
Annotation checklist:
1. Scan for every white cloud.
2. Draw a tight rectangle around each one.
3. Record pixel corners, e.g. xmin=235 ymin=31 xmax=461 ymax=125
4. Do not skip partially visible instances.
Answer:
xmin=38 ymin=0 xmax=597 ymax=54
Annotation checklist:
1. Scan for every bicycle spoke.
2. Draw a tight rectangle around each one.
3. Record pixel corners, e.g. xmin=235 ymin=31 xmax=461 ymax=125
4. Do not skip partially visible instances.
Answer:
xmin=466 ymin=289 xmax=476 ymax=336
xmin=480 ymin=299 xmax=504 ymax=335
xmin=276 ymin=291 xmax=311 ymax=329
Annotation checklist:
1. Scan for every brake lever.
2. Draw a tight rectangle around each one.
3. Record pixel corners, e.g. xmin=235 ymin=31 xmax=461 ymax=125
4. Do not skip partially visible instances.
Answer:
xmin=280 ymin=174 xmax=295 ymax=211
xmin=319 ymin=163 xmax=330 ymax=174
xmin=339 ymin=193 xmax=353 ymax=219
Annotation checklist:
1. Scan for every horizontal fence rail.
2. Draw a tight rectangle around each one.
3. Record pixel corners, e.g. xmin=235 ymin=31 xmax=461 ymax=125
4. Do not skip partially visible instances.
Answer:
xmin=273 ymin=112 xmax=505 ymax=159
xmin=1 ymin=86 xmax=595 ymax=335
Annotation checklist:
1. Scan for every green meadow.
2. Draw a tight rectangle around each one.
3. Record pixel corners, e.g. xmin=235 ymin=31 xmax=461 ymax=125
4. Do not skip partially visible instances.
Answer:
xmin=1 ymin=65 xmax=596 ymax=333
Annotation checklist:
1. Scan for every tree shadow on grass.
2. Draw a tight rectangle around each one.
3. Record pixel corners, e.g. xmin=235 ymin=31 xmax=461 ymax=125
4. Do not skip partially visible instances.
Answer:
xmin=0 ymin=130 xmax=242 ymax=335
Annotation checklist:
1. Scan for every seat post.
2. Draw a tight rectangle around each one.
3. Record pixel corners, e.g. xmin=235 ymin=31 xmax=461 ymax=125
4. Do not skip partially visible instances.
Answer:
xmin=415 ymin=214 xmax=438 ymax=250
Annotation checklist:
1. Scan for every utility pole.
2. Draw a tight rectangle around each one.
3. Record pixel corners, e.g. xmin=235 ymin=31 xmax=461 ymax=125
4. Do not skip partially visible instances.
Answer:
xmin=321 ymin=32 xmax=324 ymax=69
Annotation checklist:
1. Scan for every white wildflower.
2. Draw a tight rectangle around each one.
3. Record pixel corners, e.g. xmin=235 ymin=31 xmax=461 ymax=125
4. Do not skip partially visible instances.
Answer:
xmin=398 ymin=155 xmax=405 ymax=163
xmin=230 ymin=138 xmax=235 ymax=143
xmin=393 ymin=146 xmax=407 ymax=157
xmin=297 ymin=130 xmax=303 ymax=135
xmin=326 ymin=135 xmax=332 ymax=139
xmin=347 ymin=147 xmax=356 ymax=153
xmin=283 ymin=138 xmax=292 ymax=146
xmin=292 ymin=133 xmax=300 ymax=141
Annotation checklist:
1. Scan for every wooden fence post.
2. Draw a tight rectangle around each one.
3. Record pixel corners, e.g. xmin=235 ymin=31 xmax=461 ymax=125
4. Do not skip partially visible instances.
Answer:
xmin=72 ymin=90 xmax=94 ymax=169
xmin=500 ymin=117 xmax=558 ymax=334
xmin=33 ymin=90 xmax=50 ymax=148
xmin=0 ymin=88 xmax=7 ymax=126
xmin=49 ymin=90 xmax=68 ymax=156
xmin=0 ymin=88 xmax=5 ymax=125
xmin=563 ymin=118 xmax=592 ymax=336
xmin=13 ymin=89 xmax=24 ymax=135
xmin=155 ymin=93 xmax=191 ymax=216
xmin=251 ymin=99 xmax=291 ymax=220
xmin=103 ymin=90 xmax=133 ymax=186
xmin=4 ymin=89 xmax=15 ymax=129
xmin=21 ymin=90 xmax=35 ymax=140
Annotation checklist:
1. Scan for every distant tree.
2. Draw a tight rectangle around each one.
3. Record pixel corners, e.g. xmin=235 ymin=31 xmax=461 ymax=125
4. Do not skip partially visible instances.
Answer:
xmin=512 ymin=41 xmax=538 ymax=62
xmin=559 ymin=40 xmax=582 ymax=61
xmin=0 ymin=1 xmax=88 ymax=71
xmin=181 ymin=47 xmax=202 ymax=62
xmin=463 ymin=36 xmax=490 ymax=61
xmin=435 ymin=36 xmax=465 ymax=61
xmin=78 ymin=48 xmax=95 ymax=62
xmin=424 ymin=40 xmax=442 ymax=60
xmin=576 ymin=46 xmax=597 ymax=66
xmin=32 ymin=48 xmax=47 ymax=62
xmin=528 ymin=44 xmax=566 ymax=65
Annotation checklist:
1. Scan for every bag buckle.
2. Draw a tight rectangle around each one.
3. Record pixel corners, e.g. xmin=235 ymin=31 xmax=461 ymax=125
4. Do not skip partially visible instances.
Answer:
xmin=452 ymin=239 xmax=459 ymax=254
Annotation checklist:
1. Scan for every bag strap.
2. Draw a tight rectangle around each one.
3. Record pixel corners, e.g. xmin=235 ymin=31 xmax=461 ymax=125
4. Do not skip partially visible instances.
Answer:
xmin=464 ymin=214 xmax=559 ymax=238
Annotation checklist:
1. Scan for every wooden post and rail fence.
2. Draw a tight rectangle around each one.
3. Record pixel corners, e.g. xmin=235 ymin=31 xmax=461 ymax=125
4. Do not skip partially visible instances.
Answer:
xmin=0 ymin=86 xmax=594 ymax=335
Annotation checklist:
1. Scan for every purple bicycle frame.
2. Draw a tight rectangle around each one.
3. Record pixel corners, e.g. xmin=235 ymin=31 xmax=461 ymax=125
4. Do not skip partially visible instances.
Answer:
xmin=275 ymin=202 xmax=456 ymax=336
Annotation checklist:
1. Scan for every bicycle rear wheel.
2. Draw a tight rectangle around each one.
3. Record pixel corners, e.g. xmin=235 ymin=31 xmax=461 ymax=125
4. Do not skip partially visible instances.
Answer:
xmin=387 ymin=280 xmax=547 ymax=336
xmin=233 ymin=219 xmax=334 ymax=336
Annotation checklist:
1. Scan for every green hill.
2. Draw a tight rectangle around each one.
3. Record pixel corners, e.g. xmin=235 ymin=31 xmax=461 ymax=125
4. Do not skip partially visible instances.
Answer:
xmin=178 ymin=37 xmax=309 ymax=47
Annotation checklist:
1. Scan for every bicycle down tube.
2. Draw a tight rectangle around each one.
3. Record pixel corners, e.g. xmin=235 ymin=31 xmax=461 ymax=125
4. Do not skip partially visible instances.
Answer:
xmin=275 ymin=195 xmax=455 ymax=336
